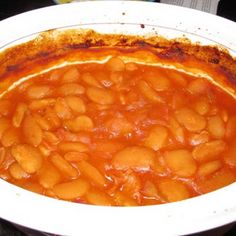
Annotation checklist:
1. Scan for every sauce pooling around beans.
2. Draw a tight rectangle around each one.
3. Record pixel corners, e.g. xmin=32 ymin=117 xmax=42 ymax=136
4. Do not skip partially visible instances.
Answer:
xmin=0 ymin=57 xmax=235 ymax=206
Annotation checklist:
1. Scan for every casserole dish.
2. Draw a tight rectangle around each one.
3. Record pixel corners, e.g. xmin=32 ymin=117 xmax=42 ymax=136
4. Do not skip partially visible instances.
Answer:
xmin=0 ymin=1 xmax=235 ymax=235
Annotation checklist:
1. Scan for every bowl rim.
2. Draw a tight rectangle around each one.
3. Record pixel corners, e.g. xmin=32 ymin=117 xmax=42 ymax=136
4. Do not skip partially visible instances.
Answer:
xmin=0 ymin=1 xmax=235 ymax=235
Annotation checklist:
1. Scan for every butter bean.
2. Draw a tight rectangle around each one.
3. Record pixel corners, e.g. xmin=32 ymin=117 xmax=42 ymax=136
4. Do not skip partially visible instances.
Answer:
xmin=144 ymin=125 xmax=168 ymax=151
xmin=158 ymin=179 xmax=190 ymax=202
xmin=76 ymin=160 xmax=106 ymax=188
xmin=193 ymin=140 xmax=226 ymax=163
xmin=164 ymin=149 xmax=197 ymax=177
xmin=53 ymin=179 xmax=89 ymax=200
xmin=138 ymin=80 xmax=164 ymax=103
xmin=86 ymin=87 xmax=115 ymax=105
xmin=50 ymin=153 xmax=78 ymax=178
xmin=112 ymin=146 xmax=156 ymax=171
xmin=12 ymin=103 xmax=27 ymax=128
xmin=11 ymin=144 xmax=43 ymax=174
xmin=23 ymin=115 xmax=42 ymax=147
xmin=64 ymin=115 xmax=94 ymax=132
xmin=175 ymin=108 xmax=206 ymax=132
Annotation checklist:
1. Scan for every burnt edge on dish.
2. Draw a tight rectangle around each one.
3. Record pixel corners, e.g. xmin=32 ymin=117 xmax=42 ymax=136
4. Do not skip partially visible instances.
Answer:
xmin=0 ymin=28 xmax=235 ymax=96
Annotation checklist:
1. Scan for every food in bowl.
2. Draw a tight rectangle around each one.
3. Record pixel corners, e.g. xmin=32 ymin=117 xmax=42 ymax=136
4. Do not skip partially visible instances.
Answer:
xmin=0 ymin=29 xmax=235 ymax=206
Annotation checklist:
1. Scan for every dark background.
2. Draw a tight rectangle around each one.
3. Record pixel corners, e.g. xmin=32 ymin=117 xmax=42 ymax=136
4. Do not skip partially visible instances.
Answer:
xmin=0 ymin=0 xmax=235 ymax=235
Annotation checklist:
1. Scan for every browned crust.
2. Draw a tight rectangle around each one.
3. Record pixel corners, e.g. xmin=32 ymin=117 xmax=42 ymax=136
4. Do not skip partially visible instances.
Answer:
xmin=0 ymin=29 xmax=235 ymax=95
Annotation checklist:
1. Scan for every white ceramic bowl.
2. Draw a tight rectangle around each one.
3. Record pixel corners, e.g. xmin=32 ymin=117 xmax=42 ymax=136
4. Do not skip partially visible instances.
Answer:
xmin=0 ymin=2 xmax=235 ymax=236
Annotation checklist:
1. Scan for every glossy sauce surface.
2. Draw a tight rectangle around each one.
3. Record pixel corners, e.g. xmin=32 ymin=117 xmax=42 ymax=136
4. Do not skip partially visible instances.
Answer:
xmin=0 ymin=57 xmax=235 ymax=206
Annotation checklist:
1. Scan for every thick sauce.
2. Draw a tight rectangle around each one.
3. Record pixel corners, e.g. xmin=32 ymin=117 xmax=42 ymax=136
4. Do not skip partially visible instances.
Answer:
xmin=0 ymin=57 xmax=235 ymax=206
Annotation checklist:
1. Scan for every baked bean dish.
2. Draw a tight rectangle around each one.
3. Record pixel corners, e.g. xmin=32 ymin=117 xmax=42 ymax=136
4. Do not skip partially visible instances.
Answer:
xmin=0 ymin=55 xmax=235 ymax=206
xmin=0 ymin=29 xmax=235 ymax=206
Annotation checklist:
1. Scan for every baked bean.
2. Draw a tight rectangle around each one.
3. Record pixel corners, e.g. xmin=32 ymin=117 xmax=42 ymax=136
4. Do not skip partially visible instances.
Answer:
xmin=64 ymin=152 xmax=89 ymax=162
xmin=110 ymin=71 xmax=123 ymax=84
xmin=61 ymin=67 xmax=80 ymax=84
xmin=175 ymin=108 xmax=206 ymax=132
xmin=86 ymin=190 xmax=113 ymax=206
xmin=144 ymin=125 xmax=168 ymax=151
xmin=23 ymin=182 xmax=44 ymax=194
xmin=197 ymin=160 xmax=222 ymax=177
xmin=86 ymin=87 xmax=115 ymax=105
xmin=125 ymin=62 xmax=138 ymax=71
xmin=113 ymin=191 xmax=138 ymax=206
xmin=0 ymin=118 xmax=10 ymax=138
xmin=0 ymin=100 xmax=13 ymax=116
xmin=188 ymin=131 xmax=209 ymax=146
xmin=64 ymin=115 xmax=94 ymax=132
xmin=81 ymin=72 xmax=101 ymax=88
xmin=9 ymin=162 xmax=29 ymax=180
xmin=45 ymin=189 xmax=57 ymax=198
xmin=152 ymin=156 xmax=167 ymax=175
xmin=158 ymin=179 xmax=190 ymax=202
xmin=225 ymin=116 xmax=236 ymax=139
xmin=58 ymin=141 xmax=89 ymax=153
xmin=145 ymin=72 xmax=170 ymax=91
xmin=105 ymin=117 xmax=133 ymax=136
xmin=1 ymin=128 xmax=20 ymax=147
xmin=207 ymin=115 xmax=225 ymax=139
xmin=43 ymin=131 xmax=60 ymax=145
xmin=0 ymin=147 xmax=6 ymax=165
xmin=58 ymin=83 xmax=85 ymax=96
xmin=167 ymin=70 xmax=187 ymax=87
xmin=112 ymin=146 xmax=156 ymax=171
xmin=53 ymin=179 xmax=89 ymax=200
xmin=138 ymin=80 xmax=164 ymax=103
xmin=187 ymin=78 xmax=209 ymax=95
xmin=54 ymin=98 xmax=72 ymax=120
xmin=220 ymin=109 xmax=228 ymax=123
xmin=39 ymin=144 xmax=51 ymax=157
xmin=88 ymin=103 xmax=111 ymax=111
xmin=164 ymin=149 xmax=197 ymax=177
xmin=106 ymin=57 xmax=125 ymax=72
xmin=33 ymin=114 xmax=51 ymax=131
xmin=26 ymin=85 xmax=52 ymax=99
xmin=122 ymin=172 xmax=141 ymax=198
xmin=168 ymin=117 xmax=185 ymax=143
xmin=12 ymin=103 xmax=27 ymax=128
xmin=29 ymin=98 xmax=56 ymax=111
xmin=44 ymin=108 xmax=61 ymax=130
xmin=223 ymin=146 xmax=236 ymax=168
xmin=142 ymin=181 xmax=160 ymax=199
xmin=94 ymin=141 xmax=124 ymax=153
xmin=76 ymin=161 xmax=106 ymax=187
xmin=193 ymin=97 xmax=210 ymax=115
xmin=23 ymin=115 xmax=42 ymax=147
xmin=50 ymin=153 xmax=78 ymax=178
xmin=197 ymin=169 xmax=236 ymax=194
xmin=65 ymin=96 xmax=86 ymax=114
xmin=193 ymin=140 xmax=226 ymax=163
xmin=171 ymin=92 xmax=187 ymax=110
xmin=11 ymin=144 xmax=43 ymax=174
xmin=38 ymin=162 xmax=61 ymax=188
xmin=49 ymin=69 xmax=63 ymax=82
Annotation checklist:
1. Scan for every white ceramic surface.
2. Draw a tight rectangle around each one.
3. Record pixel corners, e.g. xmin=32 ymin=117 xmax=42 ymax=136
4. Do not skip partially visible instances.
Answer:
xmin=0 ymin=2 xmax=235 ymax=236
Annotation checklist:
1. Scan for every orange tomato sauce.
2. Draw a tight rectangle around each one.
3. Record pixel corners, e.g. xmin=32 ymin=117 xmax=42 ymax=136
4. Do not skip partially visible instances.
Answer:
xmin=0 ymin=56 xmax=235 ymax=206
